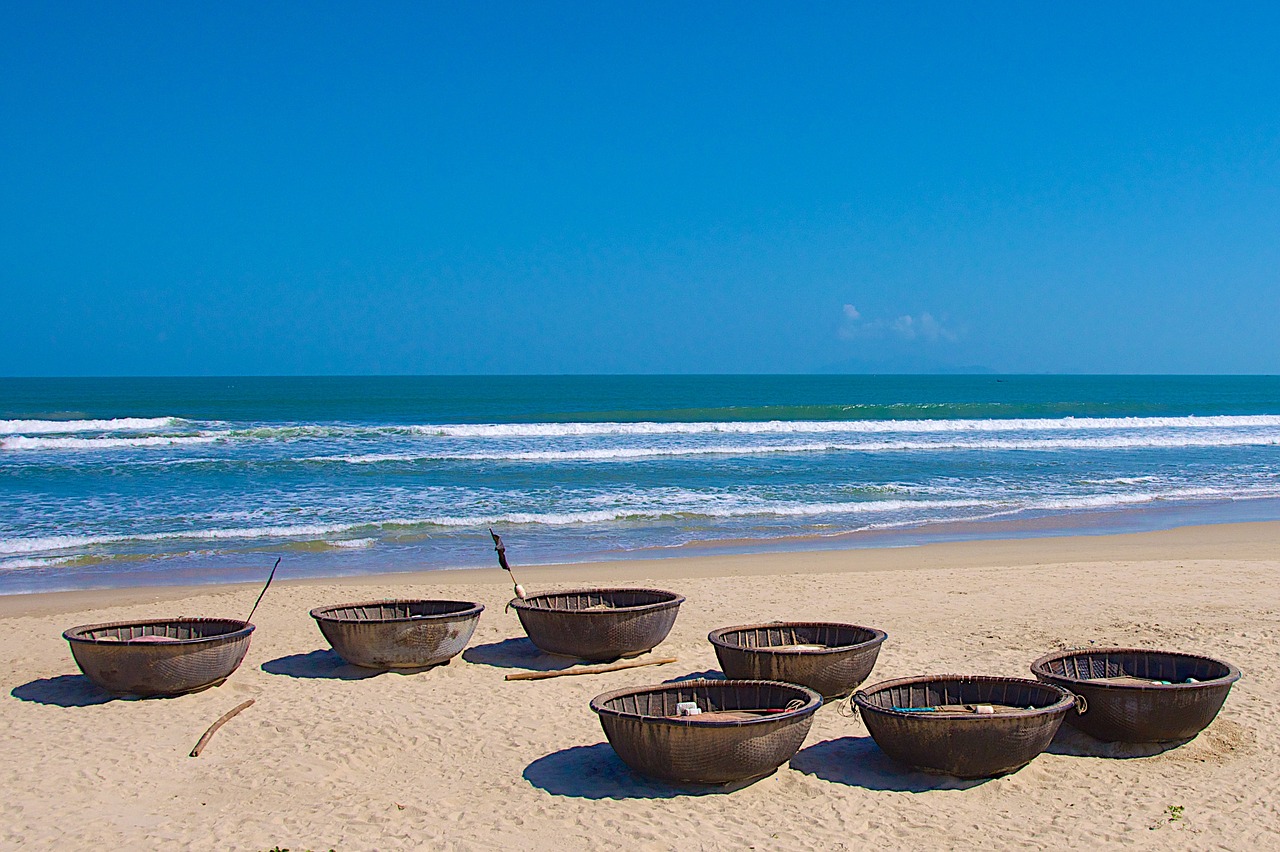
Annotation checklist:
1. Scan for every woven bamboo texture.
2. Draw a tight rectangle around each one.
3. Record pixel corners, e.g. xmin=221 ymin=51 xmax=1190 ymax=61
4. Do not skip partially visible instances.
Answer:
xmin=63 ymin=618 xmax=254 ymax=697
xmin=1031 ymin=647 xmax=1241 ymax=743
xmin=591 ymin=679 xmax=821 ymax=784
xmin=854 ymin=674 xmax=1074 ymax=778
xmin=310 ymin=599 xmax=484 ymax=669
xmin=708 ymin=621 xmax=887 ymax=698
xmin=510 ymin=588 xmax=683 ymax=661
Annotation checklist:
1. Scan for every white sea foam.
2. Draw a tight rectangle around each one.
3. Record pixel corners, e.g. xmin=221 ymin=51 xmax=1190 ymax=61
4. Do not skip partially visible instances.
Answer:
xmin=297 ymin=431 xmax=1280 ymax=464
xmin=1023 ymin=485 xmax=1269 ymax=511
xmin=0 ymin=417 xmax=184 ymax=435
xmin=0 ymin=501 xmax=981 ymax=557
xmin=325 ymin=537 xmax=376 ymax=548
xmin=1074 ymin=476 xmax=1161 ymax=486
xmin=408 ymin=414 xmax=1280 ymax=439
xmin=0 ymin=435 xmax=217 ymax=451
xmin=12 ymin=487 xmax=1273 ymax=561
xmin=0 ymin=523 xmax=365 ymax=556
xmin=0 ymin=555 xmax=80 ymax=571
xmin=31 ymin=414 xmax=1273 ymax=445
xmin=8 ymin=413 xmax=1273 ymax=451
xmin=839 ymin=486 xmax=1276 ymax=532
xmin=9 ymin=426 xmax=1278 ymax=457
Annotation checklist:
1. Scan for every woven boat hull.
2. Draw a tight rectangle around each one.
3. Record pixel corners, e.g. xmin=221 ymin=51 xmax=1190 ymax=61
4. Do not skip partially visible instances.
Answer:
xmin=64 ymin=618 xmax=254 ymax=697
xmin=511 ymin=588 xmax=683 ymax=662
xmin=591 ymin=680 xmax=821 ymax=784
xmin=855 ymin=675 xmax=1074 ymax=778
xmin=1031 ymin=648 xmax=1241 ymax=743
xmin=709 ymin=622 xmax=887 ymax=698
xmin=311 ymin=600 xmax=484 ymax=669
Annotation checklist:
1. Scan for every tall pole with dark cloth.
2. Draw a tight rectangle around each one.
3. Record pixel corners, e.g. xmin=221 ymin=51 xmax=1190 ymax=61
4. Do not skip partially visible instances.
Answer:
xmin=490 ymin=529 xmax=527 ymax=599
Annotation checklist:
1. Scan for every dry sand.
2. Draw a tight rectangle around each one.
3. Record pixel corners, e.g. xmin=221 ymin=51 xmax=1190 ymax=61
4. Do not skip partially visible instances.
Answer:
xmin=2 ymin=521 xmax=1277 ymax=850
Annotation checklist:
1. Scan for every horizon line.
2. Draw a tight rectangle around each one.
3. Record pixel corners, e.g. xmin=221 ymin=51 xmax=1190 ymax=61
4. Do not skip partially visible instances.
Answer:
xmin=3 ymin=372 xmax=1280 ymax=380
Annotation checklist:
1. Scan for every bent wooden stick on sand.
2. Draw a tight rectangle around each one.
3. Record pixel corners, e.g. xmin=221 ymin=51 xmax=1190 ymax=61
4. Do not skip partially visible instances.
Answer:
xmin=505 ymin=656 xmax=677 ymax=681
xmin=189 ymin=699 xmax=255 ymax=757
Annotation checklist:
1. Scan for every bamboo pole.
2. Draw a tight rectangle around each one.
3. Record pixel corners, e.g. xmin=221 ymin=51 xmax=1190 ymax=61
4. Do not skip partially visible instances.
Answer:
xmin=505 ymin=656 xmax=677 ymax=682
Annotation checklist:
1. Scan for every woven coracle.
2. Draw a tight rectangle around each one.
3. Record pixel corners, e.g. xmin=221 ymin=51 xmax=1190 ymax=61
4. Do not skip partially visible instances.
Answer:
xmin=64 ymin=618 xmax=255 ymax=697
xmin=310 ymin=599 xmax=484 ymax=669
xmin=1031 ymin=648 xmax=1241 ymax=743
xmin=709 ymin=621 xmax=887 ymax=698
xmin=591 ymin=679 xmax=822 ymax=784
xmin=510 ymin=588 xmax=683 ymax=661
xmin=854 ymin=674 xmax=1076 ymax=778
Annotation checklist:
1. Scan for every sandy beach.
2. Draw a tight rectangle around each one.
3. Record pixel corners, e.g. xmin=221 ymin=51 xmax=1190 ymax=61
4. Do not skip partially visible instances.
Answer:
xmin=2 ymin=521 xmax=1276 ymax=850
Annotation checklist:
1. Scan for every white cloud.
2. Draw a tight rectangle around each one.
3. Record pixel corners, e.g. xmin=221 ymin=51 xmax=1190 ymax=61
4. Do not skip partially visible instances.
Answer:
xmin=891 ymin=312 xmax=956 ymax=342
xmin=840 ymin=305 xmax=958 ymax=343
xmin=890 ymin=314 xmax=916 ymax=338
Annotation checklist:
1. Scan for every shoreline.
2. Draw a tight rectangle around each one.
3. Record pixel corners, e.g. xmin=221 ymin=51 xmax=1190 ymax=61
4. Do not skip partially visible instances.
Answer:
xmin=6 ymin=494 xmax=1280 ymax=599
xmin=4 ymin=517 xmax=1277 ymax=618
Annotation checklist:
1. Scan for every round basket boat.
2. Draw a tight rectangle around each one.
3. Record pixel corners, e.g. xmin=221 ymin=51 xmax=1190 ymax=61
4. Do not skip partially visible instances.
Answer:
xmin=591 ymin=679 xmax=822 ymax=784
xmin=1031 ymin=647 xmax=1241 ymax=743
xmin=510 ymin=588 xmax=683 ymax=662
xmin=63 ymin=618 xmax=255 ymax=697
xmin=709 ymin=621 xmax=887 ymax=699
xmin=310 ymin=599 xmax=484 ymax=669
xmin=853 ymin=674 xmax=1077 ymax=778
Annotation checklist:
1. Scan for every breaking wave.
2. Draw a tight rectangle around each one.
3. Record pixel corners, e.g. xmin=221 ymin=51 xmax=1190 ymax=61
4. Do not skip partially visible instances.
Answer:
xmin=299 ymin=432 xmax=1280 ymax=464
xmin=0 ymin=417 xmax=185 ymax=434
xmin=1 ymin=435 xmax=217 ymax=450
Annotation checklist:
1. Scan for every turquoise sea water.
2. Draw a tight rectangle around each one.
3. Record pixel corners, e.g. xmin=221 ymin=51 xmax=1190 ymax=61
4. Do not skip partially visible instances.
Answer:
xmin=3 ymin=375 xmax=1280 ymax=593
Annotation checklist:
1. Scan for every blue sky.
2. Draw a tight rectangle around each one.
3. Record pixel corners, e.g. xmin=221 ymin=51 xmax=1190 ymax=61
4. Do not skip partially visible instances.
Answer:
xmin=2 ymin=3 xmax=1278 ymax=375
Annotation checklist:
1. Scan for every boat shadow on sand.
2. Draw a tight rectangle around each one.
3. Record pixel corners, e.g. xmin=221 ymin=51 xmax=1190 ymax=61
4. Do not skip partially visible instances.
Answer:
xmin=524 ymin=742 xmax=772 ymax=800
xmin=789 ymin=736 xmax=992 ymax=792
xmin=661 ymin=669 xmax=723 ymax=684
xmin=9 ymin=673 xmax=225 ymax=706
xmin=261 ymin=649 xmax=445 ymax=680
xmin=11 ymin=674 xmax=119 ymax=707
xmin=462 ymin=637 xmax=592 ymax=672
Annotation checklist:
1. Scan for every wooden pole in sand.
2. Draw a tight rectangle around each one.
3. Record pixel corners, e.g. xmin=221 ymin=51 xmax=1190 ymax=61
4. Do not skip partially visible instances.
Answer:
xmin=244 ymin=558 xmax=281 ymax=624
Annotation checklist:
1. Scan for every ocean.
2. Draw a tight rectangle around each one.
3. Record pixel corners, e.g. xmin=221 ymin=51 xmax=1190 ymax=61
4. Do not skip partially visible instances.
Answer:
xmin=3 ymin=374 xmax=1280 ymax=593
